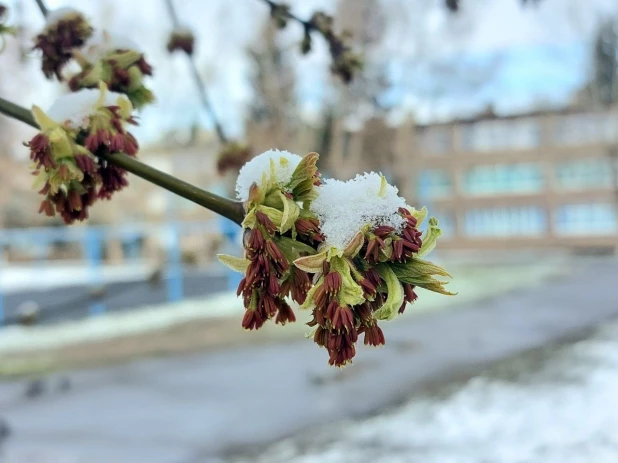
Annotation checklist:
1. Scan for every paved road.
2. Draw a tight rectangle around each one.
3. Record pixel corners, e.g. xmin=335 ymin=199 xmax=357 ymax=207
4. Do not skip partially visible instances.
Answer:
xmin=1 ymin=271 xmax=228 ymax=325
xmin=0 ymin=258 xmax=617 ymax=463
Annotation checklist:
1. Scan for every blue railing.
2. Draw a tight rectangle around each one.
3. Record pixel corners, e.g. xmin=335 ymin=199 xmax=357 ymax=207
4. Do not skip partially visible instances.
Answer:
xmin=0 ymin=220 xmax=242 ymax=324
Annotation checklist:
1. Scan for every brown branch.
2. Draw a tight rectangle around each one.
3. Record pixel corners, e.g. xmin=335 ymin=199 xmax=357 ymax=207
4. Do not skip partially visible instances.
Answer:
xmin=0 ymin=96 xmax=245 ymax=224
xmin=163 ymin=0 xmax=228 ymax=144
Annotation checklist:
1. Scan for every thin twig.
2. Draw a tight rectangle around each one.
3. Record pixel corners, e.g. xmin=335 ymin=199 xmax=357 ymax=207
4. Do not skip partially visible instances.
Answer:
xmin=255 ymin=0 xmax=362 ymax=83
xmin=260 ymin=0 xmax=308 ymax=25
xmin=34 ymin=0 xmax=47 ymax=17
xmin=163 ymin=0 xmax=228 ymax=144
xmin=0 ymin=96 xmax=245 ymax=224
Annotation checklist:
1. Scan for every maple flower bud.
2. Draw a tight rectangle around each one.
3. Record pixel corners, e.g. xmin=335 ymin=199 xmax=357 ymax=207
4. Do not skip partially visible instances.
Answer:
xmin=218 ymin=150 xmax=323 ymax=331
xmin=216 ymin=142 xmax=252 ymax=175
xmin=69 ymin=30 xmax=154 ymax=109
xmin=33 ymin=7 xmax=93 ymax=80
xmin=166 ymin=26 xmax=195 ymax=55
xmin=26 ymin=83 xmax=138 ymax=224
xmin=220 ymin=151 xmax=454 ymax=367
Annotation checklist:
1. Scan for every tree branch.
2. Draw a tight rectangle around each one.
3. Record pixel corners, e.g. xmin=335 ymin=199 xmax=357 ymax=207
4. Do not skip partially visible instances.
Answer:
xmin=256 ymin=0 xmax=362 ymax=83
xmin=0 ymin=96 xmax=245 ymax=225
xmin=34 ymin=0 xmax=48 ymax=17
xmin=163 ymin=0 xmax=228 ymax=144
xmin=259 ymin=0 xmax=310 ymax=27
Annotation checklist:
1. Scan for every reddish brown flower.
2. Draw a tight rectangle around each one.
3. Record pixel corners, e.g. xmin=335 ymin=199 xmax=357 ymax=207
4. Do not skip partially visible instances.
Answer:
xmin=33 ymin=10 xmax=93 ymax=80
xmin=327 ymin=333 xmax=357 ymax=367
xmin=98 ymin=163 xmax=128 ymax=200
xmin=26 ymin=134 xmax=54 ymax=169
xmin=256 ymin=211 xmax=277 ymax=235
xmin=331 ymin=304 xmax=355 ymax=332
xmin=167 ymin=29 xmax=195 ymax=55
xmin=242 ymin=309 xmax=264 ymax=330
xmin=275 ymin=300 xmax=296 ymax=325
xmin=403 ymin=283 xmax=418 ymax=303
xmin=324 ymin=271 xmax=342 ymax=296
xmin=363 ymin=323 xmax=385 ymax=347
xmin=359 ymin=278 xmax=376 ymax=297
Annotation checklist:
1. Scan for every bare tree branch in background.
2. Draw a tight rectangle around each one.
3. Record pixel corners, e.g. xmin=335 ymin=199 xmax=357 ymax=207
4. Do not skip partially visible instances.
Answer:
xmin=257 ymin=0 xmax=362 ymax=83
xmin=445 ymin=0 xmax=542 ymax=12
xmin=163 ymin=0 xmax=228 ymax=144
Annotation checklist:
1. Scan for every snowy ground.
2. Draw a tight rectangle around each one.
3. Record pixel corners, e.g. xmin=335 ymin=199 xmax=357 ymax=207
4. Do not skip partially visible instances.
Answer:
xmin=237 ymin=320 xmax=618 ymax=463
xmin=0 ymin=258 xmax=615 ymax=463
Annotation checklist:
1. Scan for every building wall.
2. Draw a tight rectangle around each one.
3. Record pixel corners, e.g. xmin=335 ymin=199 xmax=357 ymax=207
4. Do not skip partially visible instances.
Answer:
xmin=328 ymin=108 xmax=618 ymax=252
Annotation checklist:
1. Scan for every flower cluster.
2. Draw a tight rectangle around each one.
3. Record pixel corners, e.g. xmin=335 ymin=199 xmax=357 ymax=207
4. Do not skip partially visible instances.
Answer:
xmin=307 ymin=12 xmax=362 ymax=83
xmin=26 ymin=83 xmax=139 ymax=224
xmin=33 ymin=7 xmax=93 ymax=80
xmin=262 ymin=2 xmax=362 ymax=83
xmin=167 ymin=27 xmax=195 ymax=56
xmin=69 ymin=31 xmax=154 ymax=109
xmin=221 ymin=151 xmax=453 ymax=367
xmin=219 ymin=150 xmax=322 ymax=329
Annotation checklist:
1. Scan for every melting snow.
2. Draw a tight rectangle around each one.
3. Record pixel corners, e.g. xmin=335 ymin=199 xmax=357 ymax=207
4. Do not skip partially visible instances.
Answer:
xmin=310 ymin=173 xmax=407 ymax=250
xmin=81 ymin=30 xmax=141 ymax=63
xmin=45 ymin=7 xmax=82 ymax=27
xmin=235 ymin=149 xmax=302 ymax=201
xmin=47 ymin=88 xmax=127 ymax=129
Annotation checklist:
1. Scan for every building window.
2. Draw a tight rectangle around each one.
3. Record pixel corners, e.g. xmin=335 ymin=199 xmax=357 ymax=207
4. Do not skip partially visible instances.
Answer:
xmin=553 ymin=113 xmax=617 ymax=145
xmin=555 ymin=203 xmax=617 ymax=235
xmin=461 ymin=118 xmax=540 ymax=152
xmin=556 ymin=158 xmax=612 ymax=190
xmin=464 ymin=207 xmax=546 ymax=237
xmin=417 ymin=127 xmax=452 ymax=155
xmin=418 ymin=169 xmax=453 ymax=199
xmin=464 ymin=163 xmax=544 ymax=196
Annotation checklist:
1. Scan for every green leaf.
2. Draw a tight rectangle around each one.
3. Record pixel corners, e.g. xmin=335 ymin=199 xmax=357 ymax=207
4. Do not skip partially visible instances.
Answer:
xmin=343 ymin=231 xmax=365 ymax=258
xmin=301 ymin=276 xmax=323 ymax=310
xmin=294 ymin=249 xmax=327 ymax=273
xmin=373 ymin=264 xmax=405 ymax=321
xmin=279 ymin=192 xmax=300 ymax=234
xmin=276 ymin=236 xmax=317 ymax=263
xmin=329 ymin=257 xmax=365 ymax=307
xmin=217 ymin=254 xmax=249 ymax=273
xmin=410 ymin=206 xmax=428 ymax=227
xmin=257 ymin=205 xmax=283 ymax=228
xmin=241 ymin=209 xmax=256 ymax=229
xmin=389 ymin=257 xmax=455 ymax=296
xmin=289 ymin=152 xmax=319 ymax=191
xmin=391 ymin=258 xmax=451 ymax=280
xmin=418 ymin=217 xmax=442 ymax=258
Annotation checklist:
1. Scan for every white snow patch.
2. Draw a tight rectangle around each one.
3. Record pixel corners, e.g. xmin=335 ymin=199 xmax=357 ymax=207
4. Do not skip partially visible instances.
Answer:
xmin=45 ymin=7 xmax=82 ymax=27
xmin=81 ymin=30 xmax=141 ymax=63
xmin=47 ymin=88 xmax=128 ymax=129
xmin=242 ymin=319 xmax=618 ymax=463
xmin=235 ymin=149 xmax=303 ymax=201
xmin=311 ymin=173 xmax=407 ymax=250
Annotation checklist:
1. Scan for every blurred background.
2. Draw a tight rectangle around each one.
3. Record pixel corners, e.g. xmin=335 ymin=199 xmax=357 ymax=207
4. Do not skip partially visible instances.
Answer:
xmin=0 ymin=0 xmax=617 ymax=461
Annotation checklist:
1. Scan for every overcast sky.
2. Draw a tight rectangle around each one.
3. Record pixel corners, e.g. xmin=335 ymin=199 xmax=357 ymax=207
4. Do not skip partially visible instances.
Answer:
xmin=1 ymin=0 xmax=617 ymax=146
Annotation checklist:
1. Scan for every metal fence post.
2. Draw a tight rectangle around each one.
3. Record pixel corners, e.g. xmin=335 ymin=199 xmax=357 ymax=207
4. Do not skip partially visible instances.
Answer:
xmin=166 ymin=222 xmax=184 ymax=302
xmin=220 ymin=217 xmax=243 ymax=292
xmin=84 ymin=228 xmax=105 ymax=316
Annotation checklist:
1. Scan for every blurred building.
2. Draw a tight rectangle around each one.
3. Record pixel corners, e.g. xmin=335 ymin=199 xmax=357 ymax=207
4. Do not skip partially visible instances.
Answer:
xmin=326 ymin=106 xmax=618 ymax=253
